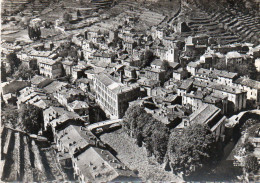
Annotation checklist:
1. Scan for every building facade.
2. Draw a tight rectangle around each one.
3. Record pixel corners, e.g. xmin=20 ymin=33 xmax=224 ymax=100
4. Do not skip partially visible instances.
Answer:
xmin=93 ymin=73 xmax=140 ymax=118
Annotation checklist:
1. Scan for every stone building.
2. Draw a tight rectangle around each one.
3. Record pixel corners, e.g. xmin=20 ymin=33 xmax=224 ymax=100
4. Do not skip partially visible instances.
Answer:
xmin=38 ymin=58 xmax=63 ymax=79
xmin=93 ymin=73 xmax=140 ymax=119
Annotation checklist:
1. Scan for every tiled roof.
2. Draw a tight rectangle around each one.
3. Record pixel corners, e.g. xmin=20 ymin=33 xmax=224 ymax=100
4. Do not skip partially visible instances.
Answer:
xmin=226 ymin=51 xmax=242 ymax=58
xmin=187 ymin=61 xmax=200 ymax=68
xmin=31 ymin=75 xmax=52 ymax=86
xmin=57 ymin=125 xmax=99 ymax=154
xmin=189 ymin=104 xmax=221 ymax=125
xmin=196 ymin=68 xmax=237 ymax=79
xmin=58 ymin=88 xmax=84 ymax=99
xmin=178 ymin=79 xmax=193 ymax=90
xmin=75 ymin=146 xmax=138 ymax=182
xmin=1 ymin=81 xmax=30 ymax=95
xmin=95 ymin=73 xmax=139 ymax=94
xmin=212 ymin=84 xmax=244 ymax=94
xmin=68 ymin=100 xmax=89 ymax=110
xmin=234 ymin=78 xmax=260 ymax=89
xmin=43 ymin=81 xmax=68 ymax=94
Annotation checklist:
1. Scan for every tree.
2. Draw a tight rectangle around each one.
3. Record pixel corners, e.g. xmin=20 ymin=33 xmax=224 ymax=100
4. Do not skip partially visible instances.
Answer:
xmin=123 ymin=104 xmax=170 ymax=163
xmin=245 ymin=155 xmax=259 ymax=173
xmin=123 ymin=104 xmax=146 ymax=136
xmin=244 ymin=141 xmax=255 ymax=153
xmin=161 ymin=60 xmax=173 ymax=81
xmin=151 ymin=124 xmax=170 ymax=163
xmin=77 ymin=10 xmax=81 ymax=18
xmin=28 ymin=26 xmax=41 ymax=40
xmin=168 ymin=123 xmax=217 ymax=175
xmin=19 ymin=104 xmax=43 ymax=134
xmin=1 ymin=105 xmax=19 ymax=128
xmin=1 ymin=64 xmax=7 ymax=82
xmin=140 ymin=50 xmax=154 ymax=68
xmin=6 ymin=52 xmax=21 ymax=69
xmin=13 ymin=64 xmax=36 ymax=80
xmin=63 ymin=12 xmax=72 ymax=22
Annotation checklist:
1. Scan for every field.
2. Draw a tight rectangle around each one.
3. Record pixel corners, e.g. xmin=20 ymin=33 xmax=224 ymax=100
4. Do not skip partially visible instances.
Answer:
xmin=1 ymin=128 xmax=68 ymax=182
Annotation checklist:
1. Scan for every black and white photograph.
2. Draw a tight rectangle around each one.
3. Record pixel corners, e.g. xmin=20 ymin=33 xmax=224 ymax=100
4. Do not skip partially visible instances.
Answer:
xmin=1 ymin=0 xmax=260 ymax=182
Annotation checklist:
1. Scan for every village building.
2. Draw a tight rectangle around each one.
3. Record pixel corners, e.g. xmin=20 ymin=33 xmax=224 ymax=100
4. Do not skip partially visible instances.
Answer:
xmin=43 ymin=106 xmax=84 ymax=131
xmin=177 ymin=79 xmax=193 ymax=97
xmin=54 ymin=88 xmax=86 ymax=108
xmin=1 ymin=81 xmax=30 ymax=105
xmin=186 ymin=61 xmax=201 ymax=75
xmin=38 ymin=58 xmax=63 ymax=79
xmin=165 ymin=47 xmax=179 ymax=63
xmin=177 ymin=104 xmax=226 ymax=142
xmin=233 ymin=77 xmax=260 ymax=103
xmin=172 ymin=68 xmax=189 ymax=81
xmin=225 ymin=51 xmax=243 ymax=65
xmin=211 ymin=84 xmax=247 ymax=113
xmin=62 ymin=60 xmax=75 ymax=76
xmin=124 ymin=66 xmax=137 ymax=79
xmin=72 ymin=146 xmax=140 ymax=182
xmin=21 ymin=58 xmax=37 ymax=70
xmin=31 ymin=75 xmax=53 ymax=88
xmin=67 ymin=100 xmax=89 ymax=120
xmin=93 ymin=73 xmax=140 ymax=119
xmin=92 ymin=51 xmax=113 ymax=63
xmin=145 ymin=68 xmax=166 ymax=84
xmin=75 ymin=78 xmax=91 ymax=92
xmin=17 ymin=87 xmax=51 ymax=110
xmin=43 ymin=81 xmax=68 ymax=94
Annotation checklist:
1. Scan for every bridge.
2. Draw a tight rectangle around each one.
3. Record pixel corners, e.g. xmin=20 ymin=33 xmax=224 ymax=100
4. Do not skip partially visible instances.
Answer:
xmin=226 ymin=109 xmax=260 ymax=128
xmin=86 ymin=119 xmax=123 ymax=132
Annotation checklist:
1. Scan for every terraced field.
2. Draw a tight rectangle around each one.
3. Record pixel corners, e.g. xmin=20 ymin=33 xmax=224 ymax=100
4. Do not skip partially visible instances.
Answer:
xmin=177 ymin=2 xmax=241 ymax=45
xmin=190 ymin=0 xmax=260 ymax=44
xmin=1 ymin=128 xmax=68 ymax=182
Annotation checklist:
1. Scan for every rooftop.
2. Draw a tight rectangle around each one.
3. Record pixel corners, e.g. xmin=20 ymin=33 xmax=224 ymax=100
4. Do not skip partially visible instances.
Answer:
xmin=95 ymin=73 xmax=139 ymax=94
xmin=68 ymin=100 xmax=89 ymax=110
xmin=58 ymin=88 xmax=85 ymax=99
xmin=74 ymin=146 xmax=137 ymax=182
xmin=31 ymin=75 xmax=52 ymax=86
xmin=234 ymin=77 xmax=260 ymax=89
xmin=57 ymin=125 xmax=100 ymax=155
xmin=43 ymin=81 xmax=68 ymax=94
xmin=226 ymin=51 xmax=242 ymax=58
xmin=187 ymin=104 xmax=220 ymax=127
xmin=178 ymin=79 xmax=193 ymax=90
xmin=212 ymin=84 xmax=245 ymax=94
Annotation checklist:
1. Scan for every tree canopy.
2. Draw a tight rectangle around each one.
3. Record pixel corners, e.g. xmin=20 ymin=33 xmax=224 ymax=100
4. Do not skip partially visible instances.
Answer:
xmin=1 ymin=105 xmax=19 ymax=128
xmin=161 ymin=60 xmax=173 ymax=80
xmin=245 ymin=155 xmax=259 ymax=173
xmin=140 ymin=50 xmax=154 ymax=68
xmin=63 ymin=12 xmax=72 ymax=22
xmin=19 ymin=104 xmax=43 ymax=134
xmin=123 ymin=104 xmax=170 ymax=163
xmin=213 ymin=59 xmax=259 ymax=80
xmin=6 ymin=52 xmax=21 ymax=74
xmin=13 ymin=64 xmax=36 ymax=80
xmin=28 ymin=26 xmax=41 ymax=40
xmin=1 ymin=64 xmax=7 ymax=82
xmin=167 ymin=123 xmax=217 ymax=175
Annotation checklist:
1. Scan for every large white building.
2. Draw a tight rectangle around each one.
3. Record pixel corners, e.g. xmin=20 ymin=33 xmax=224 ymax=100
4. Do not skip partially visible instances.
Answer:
xmin=93 ymin=73 xmax=140 ymax=119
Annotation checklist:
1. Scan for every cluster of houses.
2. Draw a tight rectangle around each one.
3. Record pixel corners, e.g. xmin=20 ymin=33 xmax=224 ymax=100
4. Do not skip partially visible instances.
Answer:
xmin=1 ymin=1 xmax=260 ymax=180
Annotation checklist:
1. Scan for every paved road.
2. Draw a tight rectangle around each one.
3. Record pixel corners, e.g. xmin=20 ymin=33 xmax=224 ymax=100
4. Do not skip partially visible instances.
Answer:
xmin=86 ymin=119 xmax=123 ymax=131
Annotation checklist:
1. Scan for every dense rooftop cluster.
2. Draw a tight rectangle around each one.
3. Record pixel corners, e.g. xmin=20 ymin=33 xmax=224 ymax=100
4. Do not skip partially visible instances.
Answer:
xmin=1 ymin=0 xmax=260 ymax=182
